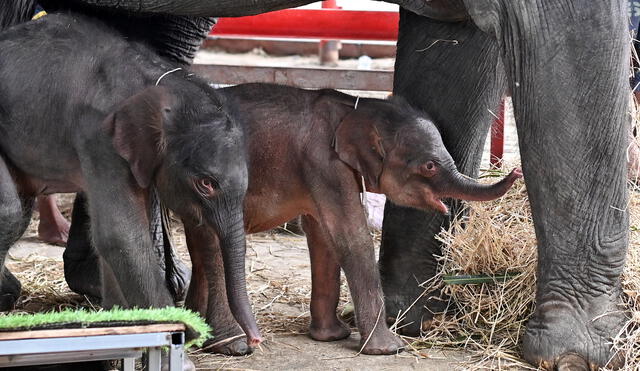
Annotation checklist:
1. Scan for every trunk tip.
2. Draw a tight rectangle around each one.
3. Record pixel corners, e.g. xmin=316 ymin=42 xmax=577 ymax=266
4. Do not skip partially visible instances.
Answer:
xmin=510 ymin=168 xmax=523 ymax=179
xmin=247 ymin=334 xmax=263 ymax=347
xmin=506 ymin=168 xmax=523 ymax=186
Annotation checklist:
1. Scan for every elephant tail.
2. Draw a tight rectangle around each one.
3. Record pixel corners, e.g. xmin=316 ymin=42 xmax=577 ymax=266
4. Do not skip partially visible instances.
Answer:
xmin=0 ymin=0 xmax=39 ymax=31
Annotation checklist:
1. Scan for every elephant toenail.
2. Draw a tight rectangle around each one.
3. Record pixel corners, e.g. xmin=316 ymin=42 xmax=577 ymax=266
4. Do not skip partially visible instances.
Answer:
xmin=555 ymin=353 xmax=590 ymax=371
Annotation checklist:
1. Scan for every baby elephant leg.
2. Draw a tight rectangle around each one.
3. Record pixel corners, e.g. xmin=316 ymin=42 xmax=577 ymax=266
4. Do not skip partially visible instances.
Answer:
xmin=183 ymin=223 xmax=251 ymax=356
xmin=64 ymin=191 xmax=190 ymax=304
xmin=310 ymin=189 xmax=403 ymax=355
xmin=301 ymin=215 xmax=351 ymax=341
xmin=0 ymin=158 xmax=33 ymax=311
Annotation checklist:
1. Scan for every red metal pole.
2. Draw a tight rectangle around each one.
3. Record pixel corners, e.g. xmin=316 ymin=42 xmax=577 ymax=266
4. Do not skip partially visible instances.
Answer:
xmin=321 ymin=0 xmax=337 ymax=8
xmin=319 ymin=0 xmax=340 ymax=65
xmin=211 ymin=9 xmax=399 ymax=41
xmin=490 ymin=99 xmax=506 ymax=168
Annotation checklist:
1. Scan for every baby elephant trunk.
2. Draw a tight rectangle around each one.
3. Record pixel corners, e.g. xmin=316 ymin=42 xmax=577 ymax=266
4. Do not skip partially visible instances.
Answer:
xmin=443 ymin=168 xmax=523 ymax=201
xmin=218 ymin=213 xmax=262 ymax=347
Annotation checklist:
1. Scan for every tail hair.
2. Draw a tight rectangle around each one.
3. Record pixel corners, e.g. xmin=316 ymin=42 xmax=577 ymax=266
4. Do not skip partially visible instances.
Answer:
xmin=0 ymin=0 xmax=39 ymax=31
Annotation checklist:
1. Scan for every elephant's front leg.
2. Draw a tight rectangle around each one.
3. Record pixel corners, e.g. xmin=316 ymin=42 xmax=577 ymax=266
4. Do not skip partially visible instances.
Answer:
xmin=183 ymin=222 xmax=251 ymax=356
xmin=464 ymin=1 xmax=630 ymax=369
xmin=310 ymin=185 xmax=403 ymax=355
xmin=80 ymin=151 xmax=173 ymax=308
xmin=380 ymin=10 xmax=505 ymax=335
xmin=64 ymin=190 xmax=190 ymax=304
xmin=300 ymin=215 xmax=351 ymax=342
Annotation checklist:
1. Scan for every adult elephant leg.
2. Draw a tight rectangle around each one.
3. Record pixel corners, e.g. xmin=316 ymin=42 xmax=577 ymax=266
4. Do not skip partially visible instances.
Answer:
xmin=0 ymin=158 xmax=34 ymax=310
xmin=380 ymin=10 xmax=505 ymax=335
xmin=463 ymin=1 xmax=630 ymax=368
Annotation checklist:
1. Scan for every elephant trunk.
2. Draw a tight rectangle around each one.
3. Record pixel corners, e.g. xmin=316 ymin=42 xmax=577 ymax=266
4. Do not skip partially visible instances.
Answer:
xmin=441 ymin=168 xmax=523 ymax=201
xmin=218 ymin=212 xmax=262 ymax=347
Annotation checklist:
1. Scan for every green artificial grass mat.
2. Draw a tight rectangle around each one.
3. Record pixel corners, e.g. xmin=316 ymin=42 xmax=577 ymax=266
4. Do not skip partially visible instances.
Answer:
xmin=0 ymin=307 xmax=211 ymax=347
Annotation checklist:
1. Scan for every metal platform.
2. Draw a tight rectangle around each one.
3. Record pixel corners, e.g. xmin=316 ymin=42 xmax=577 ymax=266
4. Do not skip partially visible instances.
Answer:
xmin=0 ymin=324 xmax=186 ymax=370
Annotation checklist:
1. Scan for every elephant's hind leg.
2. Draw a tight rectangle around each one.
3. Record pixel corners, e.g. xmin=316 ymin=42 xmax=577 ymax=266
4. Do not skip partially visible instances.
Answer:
xmin=63 ymin=193 xmax=102 ymax=301
xmin=301 ymin=215 xmax=351 ymax=342
xmin=0 ymin=158 xmax=34 ymax=311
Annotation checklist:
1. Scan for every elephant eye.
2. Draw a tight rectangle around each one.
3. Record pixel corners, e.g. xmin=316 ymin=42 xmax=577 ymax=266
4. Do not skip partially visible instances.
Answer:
xmin=418 ymin=161 xmax=437 ymax=178
xmin=425 ymin=161 xmax=435 ymax=171
xmin=195 ymin=177 xmax=216 ymax=197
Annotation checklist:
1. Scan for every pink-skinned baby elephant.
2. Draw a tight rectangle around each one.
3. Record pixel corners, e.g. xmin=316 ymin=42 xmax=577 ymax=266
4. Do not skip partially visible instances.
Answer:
xmin=185 ymin=83 xmax=522 ymax=355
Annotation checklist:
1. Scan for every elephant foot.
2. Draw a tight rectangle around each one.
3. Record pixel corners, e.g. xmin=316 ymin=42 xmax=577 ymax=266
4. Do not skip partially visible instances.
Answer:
xmin=37 ymin=218 xmax=69 ymax=246
xmin=0 ymin=268 xmax=21 ymax=311
xmin=522 ymin=299 xmax=626 ymax=370
xmin=309 ymin=318 xmax=351 ymax=341
xmin=383 ymin=289 xmax=448 ymax=336
xmin=202 ymin=334 xmax=252 ymax=356
xmin=359 ymin=328 xmax=404 ymax=355
xmin=36 ymin=195 xmax=70 ymax=246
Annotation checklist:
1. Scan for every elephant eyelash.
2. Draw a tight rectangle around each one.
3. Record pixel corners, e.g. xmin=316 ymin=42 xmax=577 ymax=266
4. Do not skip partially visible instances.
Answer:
xmin=193 ymin=176 xmax=218 ymax=197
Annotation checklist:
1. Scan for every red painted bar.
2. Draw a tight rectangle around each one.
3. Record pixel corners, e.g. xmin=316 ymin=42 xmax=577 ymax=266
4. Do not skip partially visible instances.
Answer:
xmin=211 ymin=9 xmax=399 ymax=41
xmin=321 ymin=0 xmax=338 ymax=8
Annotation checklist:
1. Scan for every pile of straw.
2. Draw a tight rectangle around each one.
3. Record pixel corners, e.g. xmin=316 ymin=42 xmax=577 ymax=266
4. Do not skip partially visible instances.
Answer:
xmin=408 ymin=170 xmax=639 ymax=370
xmin=608 ymin=181 xmax=640 ymax=370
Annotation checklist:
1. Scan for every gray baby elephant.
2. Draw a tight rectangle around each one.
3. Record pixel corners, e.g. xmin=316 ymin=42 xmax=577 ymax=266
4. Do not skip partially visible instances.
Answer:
xmin=0 ymin=12 xmax=262 ymax=347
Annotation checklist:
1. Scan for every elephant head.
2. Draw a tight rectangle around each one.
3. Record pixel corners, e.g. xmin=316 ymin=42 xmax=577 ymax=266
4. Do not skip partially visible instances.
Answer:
xmin=334 ymin=97 xmax=521 ymax=214
xmin=104 ymin=83 xmax=261 ymax=346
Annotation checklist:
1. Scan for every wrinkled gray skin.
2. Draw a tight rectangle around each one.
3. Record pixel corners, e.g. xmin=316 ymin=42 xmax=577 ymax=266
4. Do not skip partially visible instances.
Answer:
xmin=3 ymin=0 xmax=630 ymax=369
xmin=0 ymin=13 xmax=260 ymax=347
xmin=63 ymin=191 xmax=189 ymax=304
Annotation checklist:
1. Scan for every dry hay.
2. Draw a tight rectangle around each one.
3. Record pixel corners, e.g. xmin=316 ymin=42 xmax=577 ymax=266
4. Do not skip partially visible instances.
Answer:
xmin=608 ymin=181 xmax=640 ymax=371
xmin=401 ymin=169 xmax=640 ymax=370
xmin=4 ymin=255 xmax=94 ymax=315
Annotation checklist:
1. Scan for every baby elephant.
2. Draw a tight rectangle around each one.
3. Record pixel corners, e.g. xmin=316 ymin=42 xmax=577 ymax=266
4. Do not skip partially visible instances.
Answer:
xmin=185 ymin=83 xmax=522 ymax=355
xmin=0 ymin=12 xmax=262 ymax=347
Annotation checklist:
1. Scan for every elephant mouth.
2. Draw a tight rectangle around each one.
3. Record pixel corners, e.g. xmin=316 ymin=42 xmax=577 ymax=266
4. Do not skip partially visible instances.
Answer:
xmin=426 ymin=194 xmax=449 ymax=214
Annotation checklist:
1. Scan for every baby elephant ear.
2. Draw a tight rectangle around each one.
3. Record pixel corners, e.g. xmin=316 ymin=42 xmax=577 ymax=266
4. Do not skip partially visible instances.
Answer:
xmin=334 ymin=110 xmax=386 ymax=190
xmin=104 ymin=86 xmax=174 ymax=189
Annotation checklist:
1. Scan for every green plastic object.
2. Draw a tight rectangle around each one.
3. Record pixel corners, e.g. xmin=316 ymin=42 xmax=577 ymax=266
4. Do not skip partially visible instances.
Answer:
xmin=442 ymin=272 xmax=521 ymax=285
xmin=0 ymin=307 xmax=212 ymax=347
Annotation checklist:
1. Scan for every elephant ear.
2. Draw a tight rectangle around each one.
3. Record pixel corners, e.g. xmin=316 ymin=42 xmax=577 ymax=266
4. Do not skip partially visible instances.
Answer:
xmin=104 ymin=86 xmax=174 ymax=189
xmin=334 ymin=110 xmax=386 ymax=190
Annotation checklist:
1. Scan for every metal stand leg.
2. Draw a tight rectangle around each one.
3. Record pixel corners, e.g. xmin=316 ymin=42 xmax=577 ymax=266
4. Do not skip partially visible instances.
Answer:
xmin=147 ymin=348 xmax=161 ymax=371
xmin=122 ymin=357 xmax=135 ymax=371
xmin=168 ymin=333 xmax=185 ymax=371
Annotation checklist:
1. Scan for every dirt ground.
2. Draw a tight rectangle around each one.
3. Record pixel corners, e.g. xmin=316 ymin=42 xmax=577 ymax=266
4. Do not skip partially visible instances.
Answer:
xmin=3 ymin=49 xmax=525 ymax=370
xmin=5 ymin=224 xmax=494 ymax=371
xmin=4 ymin=221 xmax=487 ymax=370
